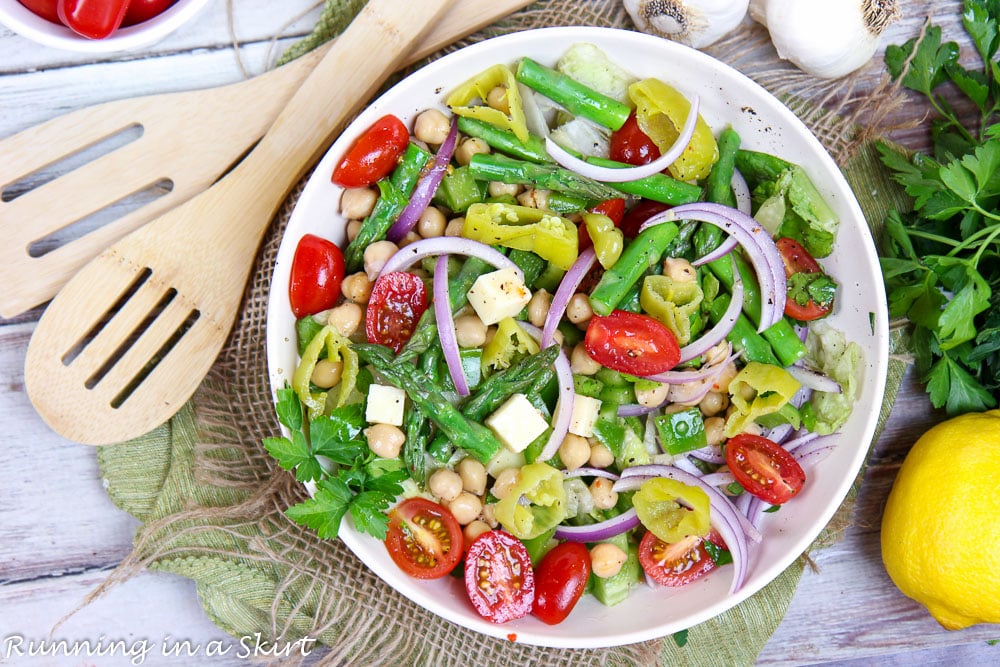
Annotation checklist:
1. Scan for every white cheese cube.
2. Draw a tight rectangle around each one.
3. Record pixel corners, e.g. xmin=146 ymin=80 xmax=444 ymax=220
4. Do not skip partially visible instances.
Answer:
xmin=366 ymin=384 xmax=405 ymax=426
xmin=466 ymin=267 xmax=531 ymax=325
xmin=569 ymin=394 xmax=602 ymax=437
xmin=485 ymin=393 xmax=549 ymax=453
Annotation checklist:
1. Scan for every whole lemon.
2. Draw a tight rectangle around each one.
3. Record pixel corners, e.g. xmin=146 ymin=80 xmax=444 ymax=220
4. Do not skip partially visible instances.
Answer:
xmin=881 ymin=410 xmax=1000 ymax=630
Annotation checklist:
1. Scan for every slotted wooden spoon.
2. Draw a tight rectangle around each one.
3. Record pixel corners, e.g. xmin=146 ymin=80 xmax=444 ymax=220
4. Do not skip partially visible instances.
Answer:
xmin=24 ymin=0 xmax=455 ymax=445
xmin=0 ymin=0 xmax=530 ymax=318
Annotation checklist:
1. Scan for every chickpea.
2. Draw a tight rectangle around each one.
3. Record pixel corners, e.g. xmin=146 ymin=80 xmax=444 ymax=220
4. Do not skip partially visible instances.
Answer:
xmin=487 ymin=180 xmax=521 ymax=198
xmin=491 ymin=467 xmax=521 ymax=500
xmin=742 ymin=422 xmax=763 ymax=437
xmin=327 ymin=302 xmax=363 ymax=337
xmin=590 ymin=477 xmax=618 ymax=510
xmin=486 ymin=85 xmax=510 ymax=113
xmin=340 ymin=187 xmax=377 ymax=220
xmin=663 ymin=257 xmax=697 ymax=282
xmin=527 ymin=289 xmax=552 ymax=328
xmin=454 ymin=314 xmax=488 ymax=348
xmin=457 ymin=458 xmax=487 ymax=496
xmin=704 ymin=416 xmax=726 ymax=447
xmin=413 ymin=108 xmax=450 ymax=145
xmin=364 ymin=423 xmax=405 ymax=459
xmin=449 ymin=492 xmax=483 ymax=525
xmin=416 ymin=206 xmax=447 ymax=238
xmin=483 ymin=325 xmax=498 ymax=347
xmin=635 ymin=382 xmax=670 ymax=408
xmin=445 ymin=217 xmax=465 ymax=237
xmin=463 ymin=520 xmax=491 ymax=545
xmin=559 ymin=434 xmax=591 ymax=471
xmin=713 ymin=362 xmax=738 ymax=393
xmin=571 ymin=342 xmax=602 ymax=375
xmin=699 ymin=391 xmax=729 ymax=417
xmin=480 ymin=503 xmax=499 ymax=528
xmin=428 ymin=468 xmax=463 ymax=503
xmin=455 ymin=137 xmax=491 ymax=166
xmin=310 ymin=358 xmax=344 ymax=389
xmin=346 ymin=219 xmax=363 ymax=242
xmin=565 ymin=293 xmax=593 ymax=326
xmin=590 ymin=542 xmax=628 ymax=578
xmin=399 ymin=230 xmax=422 ymax=248
xmin=704 ymin=341 xmax=731 ymax=367
xmin=363 ymin=240 xmax=399 ymax=281
xmin=517 ymin=188 xmax=549 ymax=209
xmin=589 ymin=442 xmax=615 ymax=469
xmin=341 ymin=272 xmax=373 ymax=304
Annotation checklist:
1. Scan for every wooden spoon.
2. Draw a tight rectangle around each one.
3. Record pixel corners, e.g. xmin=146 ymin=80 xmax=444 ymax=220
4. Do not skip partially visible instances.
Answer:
xmin=0 ymin=0 xmax=530 ymax=319
xmin=24 ymin=0 xmax=455 ymax=445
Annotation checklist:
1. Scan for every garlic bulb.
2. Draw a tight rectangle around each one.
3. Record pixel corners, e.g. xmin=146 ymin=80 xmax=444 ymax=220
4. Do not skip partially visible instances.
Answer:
xmin=624 ymin=0 xmax=751 ymax=49
xmin=758 ymin=0 xmax=901 ymax=79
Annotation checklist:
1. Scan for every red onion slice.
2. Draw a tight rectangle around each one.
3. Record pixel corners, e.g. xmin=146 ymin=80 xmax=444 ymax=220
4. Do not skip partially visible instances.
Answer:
xmin=378 ymin=237 xmax=522 ymax=280
xmin=786 ymin=364 xmax=842 ymax=394
xmin=732 ymin=168 xmax=752 ymax=215
xmin=434 ymin=254 xmax=469 ymax=397
xmin=542 ymin=248 xmax=596 ymax=347
xmin=700 ymin=471 xmax=736 ymax=487
xmin=553 ymin=507 xmax=640 ymax=542
xmin=545 ymin=96 xmax=701 ymax=182
xmin=644 ymin=344 xmax=738 ymax=384
xmin=563 ymin=467 xmax=620 ymax=481
xmin=692 ymin=237 xmax=738 ymax=267
xmin=617 ymin=402 xmax=658 ymax=417
xmin=688 ymin=445 xmax=726 ymax=465
xmin=677 ymin=255 xmax=744 ymax=363
xmin=386 ymin=119 xmax=459 ymax=242
xmin=519 ymin=322 xmax=574 ymax=463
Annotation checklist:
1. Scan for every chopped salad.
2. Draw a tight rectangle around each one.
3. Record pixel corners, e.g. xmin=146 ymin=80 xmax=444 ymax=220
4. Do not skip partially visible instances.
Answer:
xmin=266 ymin=42 xmax=864 ymax=627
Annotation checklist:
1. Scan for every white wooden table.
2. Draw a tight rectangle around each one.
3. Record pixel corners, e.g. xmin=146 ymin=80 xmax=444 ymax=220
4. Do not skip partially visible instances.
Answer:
xmin=1 ymin=2 xmax=998 ymax=665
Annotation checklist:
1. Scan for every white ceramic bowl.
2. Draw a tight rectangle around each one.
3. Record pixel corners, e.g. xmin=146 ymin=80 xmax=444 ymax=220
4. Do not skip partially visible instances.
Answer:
xmin=266 ymin=27 xmax=889 ymax=648
xmin=0 ymin=0 xmax=211 ymax=52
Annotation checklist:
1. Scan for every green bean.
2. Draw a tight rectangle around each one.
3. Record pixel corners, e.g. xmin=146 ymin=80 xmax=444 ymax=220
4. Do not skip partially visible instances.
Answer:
xmin=516 ymin=57 xmax=631 ymax=130
xmin=468 ymin=153 xmax=620 ymax=202
xmin=708 ymin=295 xmax=780 ymax=365
xmin=589 ymin=222 xmax=679 ymax=316
xmin=704 ymin=127 xmax=741 ymax=208
xmin=762 ymin=319 xmax=809 ymax=367
xmin=456 ymin=116 xmax=553 ymax=163
xmin=734 ymin=148 xmax=793 ymax=186
xmin=586 ymin=157 xmax=702 ymax=205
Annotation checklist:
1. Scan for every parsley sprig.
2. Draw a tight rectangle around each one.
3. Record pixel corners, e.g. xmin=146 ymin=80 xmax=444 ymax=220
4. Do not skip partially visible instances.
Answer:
xmin=878 ymin=0 xmax=1000 ymax=413
xmin=264 ymin=385 xmax=405 ymax=540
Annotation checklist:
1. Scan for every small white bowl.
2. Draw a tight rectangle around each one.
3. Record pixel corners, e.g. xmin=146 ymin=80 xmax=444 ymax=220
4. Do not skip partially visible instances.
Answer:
xmin=0 ymin=0 xmax=211 ymax=53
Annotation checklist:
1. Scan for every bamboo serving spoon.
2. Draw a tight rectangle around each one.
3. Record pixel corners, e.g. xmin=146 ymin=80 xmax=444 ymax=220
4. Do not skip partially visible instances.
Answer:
xmin=0 ymin=0 xmax=530 ymax=318
xmin=24 ymin=0 xmax=456 ymax=445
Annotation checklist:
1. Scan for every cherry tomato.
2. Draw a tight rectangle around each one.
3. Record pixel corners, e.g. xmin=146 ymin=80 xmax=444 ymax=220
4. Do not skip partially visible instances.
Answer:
xmin=57 ymin=0 xmax=130 ymax=39
xmin=365 ymin=271 xmax=428 ymax=353
xmin=610 ymin=112 xmax=661 ymax=166
xmin=619 ymin=199 xmax=669 ymax=239
xmin=725 ymin=433 xmax=806 ymax=505
xmin=18 ymin=0 xmax=61 ymax=24
xmin=384 ymin=498 xmax=463 ymax=579
xmin=332 ymin=115 xmax=410 ymax=188
xmin=122 ymin=0 xmax=177 ymax=25
xmin=531 ymin=542 xmax=591 ymax=625
xmin=776 ymin=237 xmax=835 ymax=321
xmin=288 ymin=234 xmax=345 ymax=319
xmin=464 ymin=530 xmax=535 ymax=623
xmin=580 ymin=198 xmax=626 ymax=249
xmin=585 ymin=309 xmax=681 ymax=376
xmin=639 ymin=531 xmax=717 ymax=587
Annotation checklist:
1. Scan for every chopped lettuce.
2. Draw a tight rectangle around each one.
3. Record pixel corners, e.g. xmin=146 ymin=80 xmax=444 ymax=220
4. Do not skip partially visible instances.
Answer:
xmin=556 ymin=42 xmax=637 ymax=105
xmin=804 ymin=322 xmax=864 ymax=435
xmin=549 ymin=116 xmax=611 ymax=157
xmin=754 ymin=167 xmax=839 ymax=257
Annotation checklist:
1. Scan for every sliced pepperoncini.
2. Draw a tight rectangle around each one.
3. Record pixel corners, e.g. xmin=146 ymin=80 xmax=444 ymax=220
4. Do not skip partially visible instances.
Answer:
xmin=463 ymin=202 xmax=579 ymax=270
xmin=495 ymin=462 xmax=568 ymax=539
xmin=633 ymin=477 xmax=710 ymax=543
xmin=723 ymin=362 xmax=801 ymax=437
xmin=583 ymin=212 xmax=624 ymax=269
xmin=446 ymin=64 xmax=529 ymax=142
xmin=640 ymin=274 xmax=704 ymax=345
xmin=291 ymin=325 xmax=359 ymax=419
xmin=482 ymin=317 xmax=540 ymax=374
xmin=628 ymin=78 xmax=718 ymax=182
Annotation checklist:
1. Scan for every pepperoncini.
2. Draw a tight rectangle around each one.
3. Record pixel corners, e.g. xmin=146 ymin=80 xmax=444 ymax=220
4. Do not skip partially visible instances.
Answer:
xmin=446 ymin=64 xmax=529 ymax=142
xmin=723 ymin=362 xmax=801 ymax=437
xmin=633 ymin=477 xmax=710 ymax=543
xmin=482 ymin=317 xmax=540 ymax=374
xmin=583 ymin=212 xmax=624 ymax=269
xmin=640 ymin=275 xmax=704 ymax=345
xmin=463 ymin=202 xmax=579 ymax=270
xmin=628 ymin=78 xmax=718 ymax=181
xmin=291 ymin=325 xmax=359 ymax=419
xmin=495 ymin=462 xmax=568 ymax=539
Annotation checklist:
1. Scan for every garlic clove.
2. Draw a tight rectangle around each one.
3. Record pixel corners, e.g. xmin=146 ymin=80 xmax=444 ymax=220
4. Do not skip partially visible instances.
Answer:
xmin=748 ymin=0 xmax=767 ymax=27
xmin=624 ymin=0 xmax=751 ymax=49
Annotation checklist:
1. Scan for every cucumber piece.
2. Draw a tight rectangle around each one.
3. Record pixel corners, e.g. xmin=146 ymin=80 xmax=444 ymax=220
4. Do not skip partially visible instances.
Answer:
xmin=590 ymin=533 xmax=641 ymax=607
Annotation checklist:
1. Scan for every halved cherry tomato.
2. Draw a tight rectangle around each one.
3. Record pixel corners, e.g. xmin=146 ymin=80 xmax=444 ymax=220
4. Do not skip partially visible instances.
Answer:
xmin=531 ymin=541 xmax=590 ymax=625
xmin=384 ymin=498 xmax=463 ymax=580
xmin=579 ymin=198 xmax=626 ymax=250
xmin=619 ymin=199 xmax=669 ymax=239
xmin=332 ymin=115 xmax=410 ymax=188
xmin=122 ymin=0 xmax=177 ymax=25
xmin=584 ymin=309 xmax=680 ymax=376
xmin=464 ymin=530 xmax=535 ymax=623
xmin=365 ymin=271 xmax=428 ymax=353
xmin=725 ymin=433 xmax=806 ymax=505
xmin=288 ymin=234 xmax=345 ymax=319
xmin=776 ymin=237 xmax=835 ymax=321
xmin=18 ymin=0 xmax=61 ymax=24
xmin=57 ymin=0 xmax=130 ymax=39
xmin=639 ymin=530 xmax=717 ymax=587
xmin=610 ymin=112 xmax=661 ymax=167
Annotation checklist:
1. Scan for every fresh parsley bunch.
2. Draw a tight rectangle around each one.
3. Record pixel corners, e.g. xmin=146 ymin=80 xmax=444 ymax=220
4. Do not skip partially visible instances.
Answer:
xmin=878 ymin=0 xmax=1000 ymax=413
xmin=264 ymin=386 xmax=405 ymax=540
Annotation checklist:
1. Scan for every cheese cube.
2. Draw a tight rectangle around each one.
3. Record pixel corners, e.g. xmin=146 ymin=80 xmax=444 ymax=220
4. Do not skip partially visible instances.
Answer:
xmin=569 ymin=394 xmax=602 ymax=437
xmin=466 ymin=267 xmax=531 ymax=325
xmin=485 ymin=393 xmax=549 ymax=453
xmin=366 ymin=384 xmax=405 ymax=426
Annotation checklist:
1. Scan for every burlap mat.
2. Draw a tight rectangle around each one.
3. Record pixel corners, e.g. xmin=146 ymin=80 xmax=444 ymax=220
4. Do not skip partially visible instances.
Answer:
xmin=90 ymin=1 xmax=919 ymax=664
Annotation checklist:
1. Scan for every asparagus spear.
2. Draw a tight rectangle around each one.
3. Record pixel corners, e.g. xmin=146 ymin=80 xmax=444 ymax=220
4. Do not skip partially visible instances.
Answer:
xmin=468 ymin=153 xmax=621 ymax=202
xmin=516 ymin=57 xmax=631 ymax=130
xmin=590 ymin=222 xmax=679 ymax=316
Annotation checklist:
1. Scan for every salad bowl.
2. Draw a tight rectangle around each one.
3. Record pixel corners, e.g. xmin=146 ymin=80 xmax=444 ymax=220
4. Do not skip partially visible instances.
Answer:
xmin=265 ymin=26 xmax=889 ymax=648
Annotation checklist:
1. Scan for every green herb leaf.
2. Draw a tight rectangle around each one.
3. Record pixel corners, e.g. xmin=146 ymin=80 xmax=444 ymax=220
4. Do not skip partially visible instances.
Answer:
xmin=925 ymin=354 xmax=997 ymax=413
xmin=285 ymin=478 xmax=354 ymax=540
xmin=275 ymin=385 xmax=303 ymax=432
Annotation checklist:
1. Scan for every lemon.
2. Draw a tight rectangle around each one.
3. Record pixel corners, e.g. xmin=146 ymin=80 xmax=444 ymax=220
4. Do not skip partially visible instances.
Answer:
xmin=881 ymin=410 xmax=1000 ymax=630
